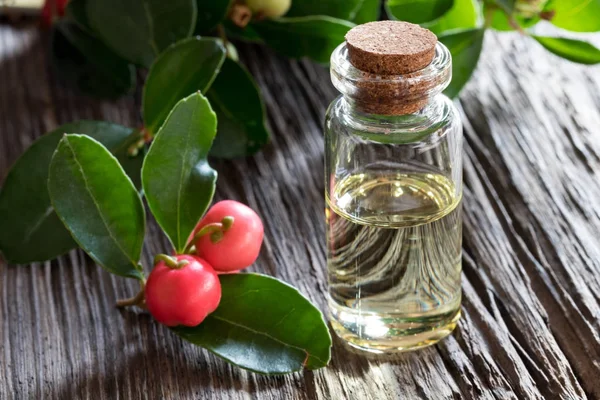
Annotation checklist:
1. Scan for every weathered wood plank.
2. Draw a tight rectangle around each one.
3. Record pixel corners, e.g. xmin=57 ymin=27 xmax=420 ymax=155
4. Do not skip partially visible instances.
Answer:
xmin=460 ymin=31 xmax=600 ymax=398
xmin=1 ymin=23 xmax=599 ymax=399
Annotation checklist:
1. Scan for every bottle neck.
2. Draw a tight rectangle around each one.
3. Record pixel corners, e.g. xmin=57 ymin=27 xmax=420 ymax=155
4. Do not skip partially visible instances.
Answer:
xmin=344 ymin=91 xmax=441 ymax=117
xmin=330 ymin=42 xmax=452 ymax=117
xmin=341 ymin=94 xmax=447 ymax=129
xmin=336 ymin=94 xmax=454 ymax=144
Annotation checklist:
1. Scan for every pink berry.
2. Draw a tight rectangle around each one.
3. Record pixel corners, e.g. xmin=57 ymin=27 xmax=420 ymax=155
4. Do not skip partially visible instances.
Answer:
xmin=145 ymin=255 xmax=221 ymax=327
xmin=194 ymin=200 xmax=264 ymax=272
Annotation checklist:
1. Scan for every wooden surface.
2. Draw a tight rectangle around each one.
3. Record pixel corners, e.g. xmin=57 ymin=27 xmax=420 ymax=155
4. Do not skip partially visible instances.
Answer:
xmin=1 ymin=23 xmax=600 ymax=399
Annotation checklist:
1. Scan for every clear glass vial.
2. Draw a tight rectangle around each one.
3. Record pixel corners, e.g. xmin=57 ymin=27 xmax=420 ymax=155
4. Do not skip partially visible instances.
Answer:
xmin=325 ymin=37 xmax=463 ymax=353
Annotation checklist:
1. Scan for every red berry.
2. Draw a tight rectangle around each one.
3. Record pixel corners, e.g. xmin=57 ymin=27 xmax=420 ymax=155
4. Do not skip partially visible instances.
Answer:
xmin=194 ymin=200 xmax=264 ymax=271
xmin=145 ymin=255 xmax=221 ymax=327
xmin=41 ymin=0 xmax=69 ymax=27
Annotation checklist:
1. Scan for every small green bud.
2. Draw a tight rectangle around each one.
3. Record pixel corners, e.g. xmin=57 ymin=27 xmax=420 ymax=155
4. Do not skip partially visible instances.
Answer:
xmin=217 ymin=39 xmax=239 ymax=62
xmin=246 ymin=0 xmax=291 ymax=19
xmin=226 ymin=43 xmax=239 ymax=62
xmin=515 ymin=0 xmax=549 ymax=18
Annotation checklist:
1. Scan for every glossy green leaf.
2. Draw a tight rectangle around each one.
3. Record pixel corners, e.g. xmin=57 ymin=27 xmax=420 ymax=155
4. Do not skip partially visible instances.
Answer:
xmin=533 ymin=36 xmax=600 ymax=64
xmin=0 ymin=121 xmax=144 ymax=264
xmin=48 ymin=135 xmax=145 ymax=280
xmin=70 ymin=123 xmax=146 ymax=191
xmin=65 ymin=0 xmax=92 ymax=32
xmin=86 ymin=0 xmax=197 ymax=67
xmin=195 ymin=0 xmax=232 ymax=33
xmin=424 ymin=0 xmax=480 ymax=35
xmin=208 ymin=59 xmax=270 ymax=158
xmin=439 ymin=28 xmax=484 ymax=98
xmin=352 ymin=0 xmax=381 ymax=24
xmin=143 ymin=37 xmax=226 ymax=134
xmin=172 ymin=273 xmax=332 ymax=375
xmin=386 ymin=0 xmax=454 ymax=24
xmin=287 ymin=0 xmax=362 ymax=19
xmin=0 ymin=132 xmax=76 ymax=264
xmin=551 ymin=0 xmax=600 ymax=32
xmin=142 ymin=93 xmax=217 ymax=253
xmin=52 ymin=21 xmax=135 ymax=99
xmin=253 ymin=16 xmax=355 ymax=63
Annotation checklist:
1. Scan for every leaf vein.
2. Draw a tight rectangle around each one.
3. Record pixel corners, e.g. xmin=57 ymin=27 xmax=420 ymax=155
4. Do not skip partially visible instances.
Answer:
xmin=273 ymin=308 xmax=296 ymax=328
xmin=210 ymin=314 xmax=327 ymax=365
xmin=175 ymin=103 xmax=197 ymax=249
xmin=23 ymin=206 xmax=54 ymax=243
xmin=567 ymin=0 xmax=594 ymax=17
xmin=63 ymin=137 xmax=136 ymax=269
xmin=143 ymin=0 xmax=160 ymax=56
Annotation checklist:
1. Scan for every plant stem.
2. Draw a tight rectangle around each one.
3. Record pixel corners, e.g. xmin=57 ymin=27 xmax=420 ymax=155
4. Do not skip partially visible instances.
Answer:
xmin=484 ymin=4 xmax=496 ymax=28
xmin=116 ymin=279 xmax=147 ymax=309
xmin=507 ymin=16 xmax=526 ymax=34
xmin=222 ymin=216 xmax=234 ymax=230
xmin=142 ymin=127 xmax=153 ymax=143
xmin=154 ymin=254 xmax=189 ymax=269
xmin=183 ymin=222 xmax=223 ymax=254
xmin=217 ymin=24 xmax=229 ymax=57
xmin=154 ymin=254 xmax=178 ymax=268
xmin=484 ymin=3 xmax=526 ymax=35
xmin=183 ymin=216 xmax=235 ymax=254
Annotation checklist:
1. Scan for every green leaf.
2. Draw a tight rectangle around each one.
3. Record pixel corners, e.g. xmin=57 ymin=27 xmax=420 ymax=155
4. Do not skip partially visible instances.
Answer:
xmin=0 ymin=131 xmax=76 ymax=264
xmin=195 ymin=0 xmax=232 ymax=34
xmin=487 ymin=5 xmax=540 ymax=31
xmin=52 ymin=21 xmax=135 ymax=99
xmin=143 ymin=37 xmax=226 ymax=135
xmin=65 ymin=0 xmax=92 ymax=32
xmin=551 ymin=0 xmax=600 ymax=32
xmin=142 ymin=93 xmax=217 ymax=253
xmin=86 ymin=0 xmax=198 ymax=67
xmin=287 ymin=0 xmax=362 ymax=19
xmin=253 ymin=16 xmax=355 ymax=64
xmin=439 ymin=28 xmax=484 ymax=98
xmin=224 ymin=21 xmax=264 ymax=43
xmin=0 ymin=121 xmax=144 ymax=264
xmin=423 ymin=0 xmax=480 ymax=35
xmin=48 ymin=135 xmax=145 ymax=280
xmin=69 ymin=123 xmax=146 ymax=191
xmin=208 ymin=59 xmax=270 ymax=159
xmin=351 ymin=0 xmax=381 ymax=24
xmin=491 ymin=0 xmax=515 ymax=13
xmin=533 ymin=36 xmax=600 ymax=64
xmin=172 ymin=273 xmax=332 ymax=375
xmin=386 ymin=0 xmax=454 ymax=24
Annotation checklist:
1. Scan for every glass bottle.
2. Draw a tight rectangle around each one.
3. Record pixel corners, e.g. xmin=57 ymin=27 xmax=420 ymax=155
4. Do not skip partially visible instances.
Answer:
xmin=324 ymin=29 xmax=463 ymax=353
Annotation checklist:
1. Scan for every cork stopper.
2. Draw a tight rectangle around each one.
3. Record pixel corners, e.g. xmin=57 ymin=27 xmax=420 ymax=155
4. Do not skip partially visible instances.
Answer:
xmin=339 ymin=21 xmax=441 ymax=115
xmin=345 ymin=21 xmax=437 ymax=75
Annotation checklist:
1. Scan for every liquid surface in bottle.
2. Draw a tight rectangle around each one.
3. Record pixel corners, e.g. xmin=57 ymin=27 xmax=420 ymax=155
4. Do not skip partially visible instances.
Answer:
xmin=326 ymin=171 xmax=462 ymax=352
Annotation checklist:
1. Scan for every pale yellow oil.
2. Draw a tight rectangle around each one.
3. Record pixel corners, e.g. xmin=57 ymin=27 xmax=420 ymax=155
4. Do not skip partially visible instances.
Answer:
xmin=326 ymin=172 xmax=462 ymax=353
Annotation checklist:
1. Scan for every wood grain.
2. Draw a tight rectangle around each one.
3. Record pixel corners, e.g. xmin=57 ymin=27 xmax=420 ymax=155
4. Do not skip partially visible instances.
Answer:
xmin=1 ymin=23 xmax=599 ymax=399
